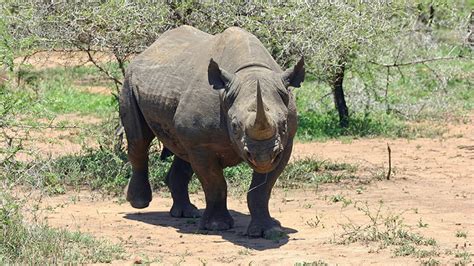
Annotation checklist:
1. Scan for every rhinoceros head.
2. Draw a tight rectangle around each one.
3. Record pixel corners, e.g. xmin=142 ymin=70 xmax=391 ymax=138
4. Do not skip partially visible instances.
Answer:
xmin=208 ymin=58 xmax=305 ymax=173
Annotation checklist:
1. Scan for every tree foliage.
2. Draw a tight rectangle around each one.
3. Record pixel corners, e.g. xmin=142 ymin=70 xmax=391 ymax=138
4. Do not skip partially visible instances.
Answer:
xmin=1 ymin=1 xmax=471 ymax=124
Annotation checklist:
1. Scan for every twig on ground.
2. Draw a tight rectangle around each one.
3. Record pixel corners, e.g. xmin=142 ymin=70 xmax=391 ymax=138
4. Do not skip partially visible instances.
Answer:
xmin=386 ymin=143 xmax=392 ymax=180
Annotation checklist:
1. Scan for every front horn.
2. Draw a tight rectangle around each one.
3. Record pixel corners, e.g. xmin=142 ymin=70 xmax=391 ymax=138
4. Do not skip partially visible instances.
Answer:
xmin=246 ymin=81 xmax=275 ymax=140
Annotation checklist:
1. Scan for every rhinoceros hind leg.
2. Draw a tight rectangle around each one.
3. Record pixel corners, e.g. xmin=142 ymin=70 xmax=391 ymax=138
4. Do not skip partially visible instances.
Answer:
xmin=166 ymin=156 xmax=201 ymax=218
xmin=125 ymin=136 xmax=154 ymax=209
xmin=120 ymin=79 xmax=155 ymax=209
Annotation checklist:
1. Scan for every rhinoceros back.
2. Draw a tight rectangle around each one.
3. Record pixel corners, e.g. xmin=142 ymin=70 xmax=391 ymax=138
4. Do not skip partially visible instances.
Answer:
xmin=126 ymin=26 xmax=215 ymax=153
xmin=129 ymin=25 xmax=213 ymax=105
xmin=129 ymin=26 xmax=281 ymax=96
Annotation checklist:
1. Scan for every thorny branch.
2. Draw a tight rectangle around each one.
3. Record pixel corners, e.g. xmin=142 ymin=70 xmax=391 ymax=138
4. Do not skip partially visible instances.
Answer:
xmin=84 ymin=47 xmax=123 ymax=87
xmin=369 ymin=56 xmax=466 ymax=68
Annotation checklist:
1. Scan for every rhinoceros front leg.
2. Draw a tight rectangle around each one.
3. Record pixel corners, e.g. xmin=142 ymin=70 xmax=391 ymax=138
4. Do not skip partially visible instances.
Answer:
xmin=247 ymin=140 xmax=293 ymax=238
xmin=189 ymin=150 xmax=234 ymax=231
xmin=166 ymin=156 xmax=201 ymax=218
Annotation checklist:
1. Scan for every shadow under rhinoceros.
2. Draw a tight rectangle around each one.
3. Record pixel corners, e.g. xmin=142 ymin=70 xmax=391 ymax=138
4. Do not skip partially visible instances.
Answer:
xmin=123 ymin=210 xmax=297 ymax=250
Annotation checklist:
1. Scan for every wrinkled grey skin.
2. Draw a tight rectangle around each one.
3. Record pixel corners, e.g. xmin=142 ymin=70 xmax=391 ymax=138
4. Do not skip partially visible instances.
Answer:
xmin=119 ymin=26 xmax=304 ymax=238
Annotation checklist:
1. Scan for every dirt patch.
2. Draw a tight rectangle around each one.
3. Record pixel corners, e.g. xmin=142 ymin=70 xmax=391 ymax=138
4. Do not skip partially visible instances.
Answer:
xmin=79 ymin=85 xmax=114 ymax=95
xmin=29 ymin=118 xmax=474 ymax=264
xmin=1 ymin=114 xmax=102 ymax=161
xmin=38 ymin=113 xmax=103 ymax=125
xmin=14 ymin=51 xmax=115 ymax=69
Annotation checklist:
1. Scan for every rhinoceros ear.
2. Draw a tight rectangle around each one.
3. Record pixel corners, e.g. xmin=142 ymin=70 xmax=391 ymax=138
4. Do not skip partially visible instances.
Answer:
xmin=281 ymin=57 xmax=305 ymax=88
xmin=208 ymin=58 xmax=234 ymax=90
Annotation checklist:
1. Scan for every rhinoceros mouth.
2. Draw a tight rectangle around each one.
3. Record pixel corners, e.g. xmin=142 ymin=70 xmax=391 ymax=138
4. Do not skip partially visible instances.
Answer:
xmin=246 ymin=151 xmax=282 ymax=174
xmin=249 ymin=162 xmax=273 ymax=173
xmin=242 ymin=133 xmax=283 ymax=173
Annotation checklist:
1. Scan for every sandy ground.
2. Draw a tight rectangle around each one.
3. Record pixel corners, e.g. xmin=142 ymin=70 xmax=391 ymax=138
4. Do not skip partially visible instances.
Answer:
xmin=14 ymin=51 xmax=115 ymax=69
xmin=79 ymin=85 xmax=114 ymax=95
xmin=26 ymin=116 xmax=474 ymax=265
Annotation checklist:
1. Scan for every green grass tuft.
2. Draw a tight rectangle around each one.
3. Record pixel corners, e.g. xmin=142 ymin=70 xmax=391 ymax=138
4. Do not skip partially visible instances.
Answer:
xmin=455 ymin=230 xmax=467 ymax=238
xmin=337 ymin=202 xmax=439 ymax=259
xmin=278 ymin=158 xmax=357 ymax=188
xmin=295 ymin=261 xmax=328 ymax=266
xmin=1 ymin=66 xmax=116 ymax=122
xmin=40 ymin=78 xmax=115 ymax=115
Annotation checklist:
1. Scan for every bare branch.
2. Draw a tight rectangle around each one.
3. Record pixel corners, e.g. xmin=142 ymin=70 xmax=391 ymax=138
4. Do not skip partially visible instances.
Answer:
xmin=421 ymin=62 xmax=447 ymax=93
xmin=369 ymin=56 xmax=466 ymax=68
xmin=84 ymin=47 xmax=122 ymax=86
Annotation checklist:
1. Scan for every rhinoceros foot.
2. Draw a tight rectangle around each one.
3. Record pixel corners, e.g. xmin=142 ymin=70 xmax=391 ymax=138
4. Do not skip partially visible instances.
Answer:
xmin=170 ymin=203 xmax=201 ymax=218
xmin=247 ymin=218 xmax=284 ymax=239
xmin=199 ymin=210 xmax=234 ymax=231
xmin=129 ymin=199 xmax=150 ymax=209
xmin=125 ymin=178 xmax=152 ymax=209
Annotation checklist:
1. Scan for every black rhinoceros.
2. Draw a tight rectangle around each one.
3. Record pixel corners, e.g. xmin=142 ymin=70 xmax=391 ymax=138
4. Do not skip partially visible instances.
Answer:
xmin=119 ymin=25 xmax=304 ymax=238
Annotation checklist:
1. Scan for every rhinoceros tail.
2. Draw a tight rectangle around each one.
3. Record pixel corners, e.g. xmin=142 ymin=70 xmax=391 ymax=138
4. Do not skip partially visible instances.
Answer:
xmin=119 ymin=76 xmax=153 ymax=141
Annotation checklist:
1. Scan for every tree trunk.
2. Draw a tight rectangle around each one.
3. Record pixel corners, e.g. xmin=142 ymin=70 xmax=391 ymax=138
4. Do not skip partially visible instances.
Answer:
xmin=332 ymin=63 xmax=349 ymax=128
